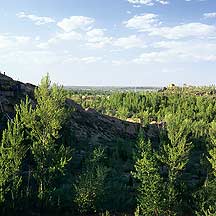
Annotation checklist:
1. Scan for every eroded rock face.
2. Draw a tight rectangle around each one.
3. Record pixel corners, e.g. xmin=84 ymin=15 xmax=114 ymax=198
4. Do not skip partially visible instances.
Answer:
xmin=0 ymin=74 xmax=35 ymax=129
xmin=68 ymin=101 xmax=141 ymax=146
xmin=0 ymin=74 xmax=35 ymax=105
xmin=0 ymin=74 xmax=142 ymax=145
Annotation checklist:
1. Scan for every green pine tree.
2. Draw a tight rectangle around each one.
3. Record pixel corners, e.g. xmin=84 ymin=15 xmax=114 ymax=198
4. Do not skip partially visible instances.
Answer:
xmin=17 ymin=74 xmax=72 ymax=206
xmin=158 ymin=114 xmax=192 ymax=215
xmin=132 ymin=132 xmax=163 ymax=216
xmin=0 ymin=112 xmax=26 ymax=208
xmin=74 ymin=147 xmax=108 ymax=213
xmin=196 ymin=121 xmax=216 ymax=215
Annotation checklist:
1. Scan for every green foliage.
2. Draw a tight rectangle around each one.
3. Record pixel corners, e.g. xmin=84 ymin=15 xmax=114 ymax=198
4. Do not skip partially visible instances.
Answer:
xmin=194 ymin=181 xmax=216 ymax=216
xmin=0 ymin=74 xmax=72 ymax=214
xmin=102 ymin=139 xmax=135 ymax=212
xmin=74 ymin=147 xmax=108 ymax=213
xmin=0 ymin=113 xmax=26 ymax=206
xmin=158 ymin=114 xmax=192 ymax=214
xmin=195 ymin=121 xmax=216 ymax=215
xmin=58 ymin=86 xmax=216 ymax=215
xmin=208 ymin=121 xmax=216 ymax=177
xmin=133 ymin=115 xmax=193 ymax=215
xmin=132 ymin=133 xmax=163 ymax=216
xmin=160 ymin=114 xmax=191 ymax=179
xmin=2 ymin=78 xmax=216 ymax=215
xmin=19 ymin=74 xmax=72 ymax=204
xmin=100 ymin=210 xmax=110 ymax=216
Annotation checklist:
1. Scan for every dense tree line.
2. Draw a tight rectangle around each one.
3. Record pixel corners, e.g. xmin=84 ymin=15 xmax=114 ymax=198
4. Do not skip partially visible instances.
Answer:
xmin=1 ymin=79 xmax=216 ymax=215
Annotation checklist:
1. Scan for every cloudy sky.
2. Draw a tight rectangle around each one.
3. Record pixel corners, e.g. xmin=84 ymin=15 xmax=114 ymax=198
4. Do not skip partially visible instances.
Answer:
xmin=0 ymin=0 xmax=216 ymax=86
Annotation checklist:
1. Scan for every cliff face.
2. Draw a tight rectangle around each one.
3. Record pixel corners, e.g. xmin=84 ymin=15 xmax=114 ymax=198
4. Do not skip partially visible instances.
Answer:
xmin=67 ymin=99 xmax=140 ymax=146
xmin=0 ymin=74 xmax=35 ymax=130
xmin=0 ymin=74 xmax=35 ymax=111
xmin=0 ymin=74 xmax=141 ymax=144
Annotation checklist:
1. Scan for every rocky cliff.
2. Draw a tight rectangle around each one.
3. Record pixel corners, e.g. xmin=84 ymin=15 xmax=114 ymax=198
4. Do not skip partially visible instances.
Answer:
xmin=0 ymin=74 xmax=35 ymax=130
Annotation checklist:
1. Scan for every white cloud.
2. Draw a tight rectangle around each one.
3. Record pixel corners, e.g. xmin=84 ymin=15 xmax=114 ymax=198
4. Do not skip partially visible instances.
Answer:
xmin=203 ymin=12 xmax=216 ymax=19
xmin=133 ymin=51 xmax=178 ymax=63
xmin=56 ymin=31 xmax=82 ymax=41
xmin=112 ymin=59 xmax=130 ymax=66
xmin=133 ymin=40 xmax=216 ymax=63
xmin=2 ymin=50 xmax=62 ymax=65
xmin=128 ymin=0 xmax=169 ymax=6
xmin=37 ymin=28 xmax=111 ymax=50
xmin=113 ymin=35 xmax=146 ymax=49
xmin=37 ymin=31 xmax=82 ymax=49
xmin=125 ymin=14 xmax=216 ymax=39
xmin=35 ymin=36 xmax=40 ymax=41
xmin=86 ymin=28 xmax=106 ymax=38
xmin=185 ymin=0 xmax=207 ymax=2
xmin=86 ymin=28 xmax=112 ymax=48
xmin=0 ymin=34 xmax=31 ymax=49
xmin=57 ymin=16 xmax=95 ymax=32
xmin=150 ymin=23 xmax=216 ymax=39
xmin=124 ymin=13 xmax=160 ymax=31
xmin=0 ymin=35 xmax=13 ymax=49
xmin=36 ymin=42 xmax=50 ymax=49
xmin=80 ymin=56 xmax=102 ymax=63
xmin=16 ymin=12 xmax=55 ymax=25
xmin=133 ymin=5 xmax=141 ymax=8
xmin=15 ymin=36 xmax=31 ymax=44
xmin=65 ymin=56 xmax=102 ymax=64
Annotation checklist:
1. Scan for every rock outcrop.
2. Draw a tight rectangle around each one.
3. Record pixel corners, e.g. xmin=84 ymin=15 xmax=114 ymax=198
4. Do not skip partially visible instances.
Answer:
xmin=67 ymin=99 xmax=141 ymax=146
xmin=0 ymin=74 xmax=35 ymax=130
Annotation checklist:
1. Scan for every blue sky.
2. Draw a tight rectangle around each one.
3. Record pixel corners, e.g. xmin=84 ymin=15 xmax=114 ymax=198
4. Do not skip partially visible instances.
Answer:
xmin=0 ymin=0 xmax=216 ymax=86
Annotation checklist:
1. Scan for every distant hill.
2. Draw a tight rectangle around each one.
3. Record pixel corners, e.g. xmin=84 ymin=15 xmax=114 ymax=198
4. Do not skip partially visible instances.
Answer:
xmin=65 ymin=85 xmax=162 ymax=92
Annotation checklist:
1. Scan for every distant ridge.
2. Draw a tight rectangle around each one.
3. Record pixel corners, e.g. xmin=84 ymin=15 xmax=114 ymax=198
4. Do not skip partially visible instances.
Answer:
xmin=65 ymin=85 xmax=162 ymax=92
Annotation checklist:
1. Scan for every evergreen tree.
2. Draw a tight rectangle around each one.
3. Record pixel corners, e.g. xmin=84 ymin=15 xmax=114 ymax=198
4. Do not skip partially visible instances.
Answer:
xmin=17 ymin=75 xmax=72 ymax=206
xmin=195 ymin=121 xmax=216 ymax=215
xmin=132 ymin=132 xmax=163 ymax=216
xmin=74 ymin=147 xmax=108 ymax=213
xmin=158 ymin=114 xmax=192 ymax=215
xmin=0 ymin=113 xmax=26 ymax=208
